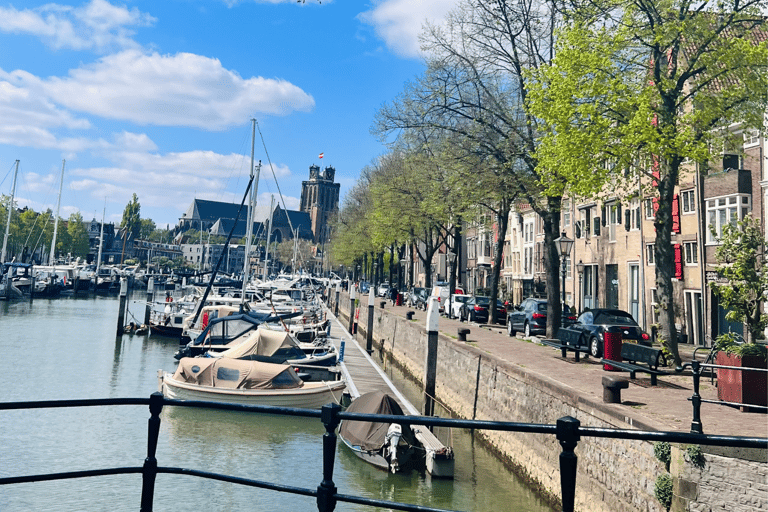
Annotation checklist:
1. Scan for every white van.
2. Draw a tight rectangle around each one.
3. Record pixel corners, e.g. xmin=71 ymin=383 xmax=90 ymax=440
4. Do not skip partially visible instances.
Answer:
xmin=430 ymin=285 xmax=464 ymax=313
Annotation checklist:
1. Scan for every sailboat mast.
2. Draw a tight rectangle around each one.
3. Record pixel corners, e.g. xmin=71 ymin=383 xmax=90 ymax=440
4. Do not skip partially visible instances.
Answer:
xmin=263 ymin=194 xmax=274 ymax=280
xmin=49 ymin=159 xmax=65 ymax=264
xmin=96 ymin=203 xmax=105 ymax=274
xmin=1 ymin=160 xmax=19 ymax=263
xmin=241 ymin=119 xmax=261 ymax=302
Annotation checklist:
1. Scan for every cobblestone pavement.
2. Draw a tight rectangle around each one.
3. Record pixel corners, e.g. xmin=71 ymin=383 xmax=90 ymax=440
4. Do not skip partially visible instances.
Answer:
xmin=376 ymin=301 xmax=767 ymax=439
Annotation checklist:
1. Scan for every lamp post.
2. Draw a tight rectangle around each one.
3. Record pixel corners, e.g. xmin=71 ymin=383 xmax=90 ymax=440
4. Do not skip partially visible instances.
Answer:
xmin=576 ymin=259 xmax=584 ymax=314
xmin=555 ymin=232 xmax=574 ymax=327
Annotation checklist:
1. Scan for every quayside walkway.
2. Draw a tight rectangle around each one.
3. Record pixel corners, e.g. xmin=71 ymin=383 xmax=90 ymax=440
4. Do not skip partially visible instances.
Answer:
xmin=366 ymin=300 xmax=767 ymax=438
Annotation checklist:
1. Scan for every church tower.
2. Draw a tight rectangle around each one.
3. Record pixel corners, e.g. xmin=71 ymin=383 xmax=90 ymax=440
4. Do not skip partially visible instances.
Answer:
xmin=300 ymin=164 xmax=340 ymax=243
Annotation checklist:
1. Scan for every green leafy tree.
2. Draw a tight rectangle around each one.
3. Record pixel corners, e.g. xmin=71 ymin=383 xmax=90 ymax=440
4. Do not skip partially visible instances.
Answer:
xmin=710 ymin=215 xmax=768 ymax=347
xmin=527 ymin=1 xmax=768 ymax=365
xmin=120 ymin=194 xmax=141 ymax=264
xmin=140 ymin=218 xmax=156 ymax=240
xmin=66 ymin=212 xmax=90 ymax=258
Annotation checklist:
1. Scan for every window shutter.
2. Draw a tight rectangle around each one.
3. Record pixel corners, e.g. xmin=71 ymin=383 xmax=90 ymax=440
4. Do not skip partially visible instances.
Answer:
xmin=601 ymin=205 xmax=607 ymax=227
xmin=674 ymin=244 xmax=683 ymax=279
xmin=593 ymin=217 xmax=601 ymax=236
xmin=624 ymin=210 xmax=631 ymax=231
xmin=617 ymin=203 xmax=622 ymax=219
xmin=575 ymin=222 xmax=581 ymax=239
xmin=672 ymin=194 xmax=681 ymax=233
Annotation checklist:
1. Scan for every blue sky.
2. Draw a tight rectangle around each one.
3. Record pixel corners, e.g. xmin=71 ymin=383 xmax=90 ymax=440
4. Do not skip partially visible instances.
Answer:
xmin=0 ymin=0 xmax=459 ymax=229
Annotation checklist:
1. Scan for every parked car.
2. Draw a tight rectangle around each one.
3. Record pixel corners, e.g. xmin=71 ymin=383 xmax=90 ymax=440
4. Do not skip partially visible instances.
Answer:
xmin=562 ymin=308 xmax=651 ymax=357
xmin=459 ymin=296 xmax=506 ymax=324
xmin=359 ymin=281 xmax=370 ymax=294
xmin=448 ymin=294 xmax=470 ymax=318
xmin=377 ymin=282 xmax=390 ymax=297
xmin=407 ymin=287 xmax=428 ymax=309
xmin=507 ymin=299 xmax=577 ymax=338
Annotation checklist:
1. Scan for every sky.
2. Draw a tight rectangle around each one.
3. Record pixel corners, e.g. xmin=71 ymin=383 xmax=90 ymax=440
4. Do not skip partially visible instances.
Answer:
xmin=0 ymin=0 xmax=460 ymax=229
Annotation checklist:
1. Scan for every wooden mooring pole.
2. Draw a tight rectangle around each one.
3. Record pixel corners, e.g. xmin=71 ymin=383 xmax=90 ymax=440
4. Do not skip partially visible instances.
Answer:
xmin=423 ymin=296 xmax=439 ymax=418
xmin=366 ymin=287 xmax=374 ymax=354
xmin=116 ymin=277 xmax=128 ymax=336
xmin=144 ymin=277 xmax=154 ymax=325
xmin=348 ymin=286 xmax=356 ymax=334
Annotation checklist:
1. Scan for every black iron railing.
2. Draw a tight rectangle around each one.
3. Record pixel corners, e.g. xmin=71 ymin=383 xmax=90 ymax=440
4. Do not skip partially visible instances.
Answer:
xmin=1 ymin=393 xmax=766 ymax=512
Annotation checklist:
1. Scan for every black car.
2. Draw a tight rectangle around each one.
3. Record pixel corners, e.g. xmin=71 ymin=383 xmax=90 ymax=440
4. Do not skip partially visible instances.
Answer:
xmin=507 ymin=298 xmax=577 ymax=338
xmin=460 ymin=296 xmax=507 ymax=324
xmin=564 ymin=308 xmax=651 ymax=357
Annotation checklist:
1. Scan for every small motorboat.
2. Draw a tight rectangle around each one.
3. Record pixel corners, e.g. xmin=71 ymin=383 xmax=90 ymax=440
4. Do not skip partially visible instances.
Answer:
xmin=210 ymin=327 xmax=338 ymax=367
xmin=159 ymin=358 xmax=346 ymax=409
xmin=338 ymin=390 xmax=423 ymax=473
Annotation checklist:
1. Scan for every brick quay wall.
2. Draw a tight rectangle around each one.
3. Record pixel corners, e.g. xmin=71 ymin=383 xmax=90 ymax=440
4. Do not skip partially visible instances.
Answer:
xmin=335 ymin=293 xmax=766 ymax=512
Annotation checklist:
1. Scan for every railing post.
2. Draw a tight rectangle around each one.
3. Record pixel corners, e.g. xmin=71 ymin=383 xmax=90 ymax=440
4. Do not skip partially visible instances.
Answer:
xmin=557 ymin=416 xmax=580 ymax=512
xmin=140 ymin=392 xmax=164 ymax=512
xmin=317 ymin=402 xmax=341 ymax=512
xmin=689 ymin=360 xmax=703 ymax=434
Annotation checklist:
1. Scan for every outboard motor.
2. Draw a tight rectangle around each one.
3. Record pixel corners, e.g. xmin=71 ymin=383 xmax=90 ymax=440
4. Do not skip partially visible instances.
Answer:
xmin=385 ymin=423 xmax=403 ymax=473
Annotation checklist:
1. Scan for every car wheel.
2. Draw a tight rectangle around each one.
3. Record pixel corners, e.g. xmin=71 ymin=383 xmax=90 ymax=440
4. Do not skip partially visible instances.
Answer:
xmin=590 ymin=336 xmax=602 ymax=358
xmin=507 ymin=321 xmax=516 ymax=337
xmin=524 ymin=322 xmax=531 ymax=338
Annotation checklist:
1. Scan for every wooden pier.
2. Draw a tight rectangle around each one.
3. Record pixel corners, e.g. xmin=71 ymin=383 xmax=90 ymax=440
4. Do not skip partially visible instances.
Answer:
xmin=325 ymin=306 xmax=455 ymax=478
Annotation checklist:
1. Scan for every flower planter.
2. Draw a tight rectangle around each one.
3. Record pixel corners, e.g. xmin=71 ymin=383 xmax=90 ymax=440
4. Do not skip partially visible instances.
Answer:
xmin=716 ymin=352 xmax=768 ymax=412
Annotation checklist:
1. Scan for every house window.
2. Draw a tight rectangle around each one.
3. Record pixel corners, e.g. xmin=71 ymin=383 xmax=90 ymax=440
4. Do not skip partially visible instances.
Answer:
xmin=608 ymin=202 xmax=620 ymax=242
xmin=681 ymin=189 xmax=696 ymax=214
xmin=650 ymin=288 xmax=660 ymax=324
xmin=629 ymin=199 xmax=641 ymax=231
xmin=646 ymin=244 xmax=655 ymax=265
xmin=744 ymin=129 xmax=760 ymax=148
xmin=563 ymin=200 xmax=571 ymax=228
xmin=644 ymin=198 xmax=655 ymax=219
xmin=684 ymin=241 xmax=698 ymax=265
xmin=578 ymin=207 xmax=592 ymax=239
xmin=707 ymin=194 xmax=751 ymax=243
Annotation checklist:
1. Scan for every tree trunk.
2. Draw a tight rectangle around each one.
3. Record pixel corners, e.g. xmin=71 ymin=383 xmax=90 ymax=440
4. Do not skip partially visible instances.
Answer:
xmin=543 ymin=206 xmax=562 ymax=339
xmin=654 ymin=167 xmax=682 ymax=367
xmin=489 ymin=204 xmax=510 ymax=324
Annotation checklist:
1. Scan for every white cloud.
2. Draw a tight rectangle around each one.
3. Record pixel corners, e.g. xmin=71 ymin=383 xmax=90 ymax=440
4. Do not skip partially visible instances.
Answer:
xmin=0 ymin=0 xmax=154 ymax=52
xmin=358 ymin=0 xmax=459 ymax=58
xmin=38 ymin=50 xmax=315 ymax=129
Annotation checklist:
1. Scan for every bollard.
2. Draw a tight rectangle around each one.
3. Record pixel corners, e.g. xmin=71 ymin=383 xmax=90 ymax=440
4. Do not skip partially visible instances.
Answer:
xmin=366 ymin=288 xmax=374 ymax=355
xmin=458 ymin=327 xmax=470 ymax=342
xmin=144 ymin=277 xmax=154 ymax=325
xmin=334 ymin=283 xmax=340 ymax=317
xmin=348 ymin=287 xmax=356 ymax=334
xmin=380 ymin=301 xmax=386 ymax=309
xmin=423 ymin=296 xmax=439 ymax=418
xmin=406 ymin=311 xmax=414 ymax=320
xmin=116 ymin=277 xmax=128 ymax=336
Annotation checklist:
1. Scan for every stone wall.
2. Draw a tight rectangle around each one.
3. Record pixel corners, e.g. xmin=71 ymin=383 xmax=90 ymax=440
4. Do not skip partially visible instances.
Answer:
xmin=337 ymin=294 xmax=766 ymax=512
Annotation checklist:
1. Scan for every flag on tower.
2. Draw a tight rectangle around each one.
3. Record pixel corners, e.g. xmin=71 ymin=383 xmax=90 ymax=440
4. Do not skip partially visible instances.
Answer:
xmin=319 ymin=152 xmax=324 ymax=159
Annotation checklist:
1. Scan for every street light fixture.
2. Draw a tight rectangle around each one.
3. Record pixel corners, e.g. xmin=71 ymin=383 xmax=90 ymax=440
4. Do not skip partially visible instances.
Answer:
xmin=555 ymin=232 xmax=574 ymax=324
xmin=576 ymin=259 xmax=585 ymax=313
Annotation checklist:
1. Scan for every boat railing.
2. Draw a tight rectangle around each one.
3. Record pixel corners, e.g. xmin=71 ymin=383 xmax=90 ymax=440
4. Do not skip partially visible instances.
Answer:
xmin=0 ymin=393 xmax=765 ymax=512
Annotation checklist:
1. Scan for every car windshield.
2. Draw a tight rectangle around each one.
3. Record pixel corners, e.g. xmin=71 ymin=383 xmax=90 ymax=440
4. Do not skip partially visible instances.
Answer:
xmin=537 ymin=303 xmax=547 ymax=312
xmin=455 ymin=296 xmax=469 ymax=303
xmin=594 ymin=311 xmax=637 ymax=326
xmin=474 ymin=296 xmax=490 ymax=306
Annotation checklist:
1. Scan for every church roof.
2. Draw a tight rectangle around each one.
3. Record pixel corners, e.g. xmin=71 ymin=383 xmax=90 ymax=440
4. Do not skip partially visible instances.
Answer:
xmin=181 ymin=199 xmax=243 ymax=223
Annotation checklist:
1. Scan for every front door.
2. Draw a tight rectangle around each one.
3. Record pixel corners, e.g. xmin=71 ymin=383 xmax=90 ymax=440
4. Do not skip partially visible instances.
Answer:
xmin=583 ymin=265 xmax=599 ymax=309
xmin=628 ymin=264 xmax=640 ymax=323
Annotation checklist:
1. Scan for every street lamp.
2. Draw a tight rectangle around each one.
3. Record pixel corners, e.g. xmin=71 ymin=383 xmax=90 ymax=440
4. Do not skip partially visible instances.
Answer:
xmin=576 ymin=259 xmax=584 ymax=314
xmin=555 ymin=232 xmax=574 ymax=322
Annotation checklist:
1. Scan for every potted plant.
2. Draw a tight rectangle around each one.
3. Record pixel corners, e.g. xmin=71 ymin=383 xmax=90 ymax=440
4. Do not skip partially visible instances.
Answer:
xmin=709 ymin=214 xmax=768 ymax=411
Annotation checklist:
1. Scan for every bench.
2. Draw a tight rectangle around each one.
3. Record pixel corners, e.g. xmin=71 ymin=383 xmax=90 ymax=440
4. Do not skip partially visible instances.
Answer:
xmin=601 ymin=343 xmax=669 ymax=385
xmin=539 ymin=328 xmax=591 ymax=362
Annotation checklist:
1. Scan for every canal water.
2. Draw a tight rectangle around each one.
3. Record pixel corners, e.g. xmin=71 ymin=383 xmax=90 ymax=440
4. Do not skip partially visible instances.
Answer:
xmin=0 ymin=292 xmax=553 ymax=512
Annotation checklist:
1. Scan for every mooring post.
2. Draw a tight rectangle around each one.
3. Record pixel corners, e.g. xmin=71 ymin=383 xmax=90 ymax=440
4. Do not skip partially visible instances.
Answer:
xmin=317 ymin=403 xmax=341 ymax=512
xmin=348 ymin=285 xmax=356 ymax=334
xmin=144 ymin=277 xmax=154 ymax=325
xmin=116 ymin=277 xmax=128 ymax=336
xmin=366 ymin=287 xmax=374 ymax=355
xmin=557 ymin=416 xmax=581 ymax=512
xmin=140 ymin=392 xmax=164 ymax=512
xmin=334 ymin=282 xmax=340 ymax=317
xmin=29 ymin=273 xmax=35 ymax=302
xmin=423 ymin=296 xmax=439 ymax=418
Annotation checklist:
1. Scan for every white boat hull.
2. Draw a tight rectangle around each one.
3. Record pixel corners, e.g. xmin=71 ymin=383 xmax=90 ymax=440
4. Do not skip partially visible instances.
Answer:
xmin=159 ymin=371 xmax=345 ymax=409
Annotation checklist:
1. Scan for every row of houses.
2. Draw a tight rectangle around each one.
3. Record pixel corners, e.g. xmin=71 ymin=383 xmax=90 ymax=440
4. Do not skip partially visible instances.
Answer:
xmin=419 ymin=126 xmax=765 ymax=347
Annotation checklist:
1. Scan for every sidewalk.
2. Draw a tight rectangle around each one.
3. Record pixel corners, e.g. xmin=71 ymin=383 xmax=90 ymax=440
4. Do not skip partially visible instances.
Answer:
xmin=374 ymin=301 xmax=767 ymax=439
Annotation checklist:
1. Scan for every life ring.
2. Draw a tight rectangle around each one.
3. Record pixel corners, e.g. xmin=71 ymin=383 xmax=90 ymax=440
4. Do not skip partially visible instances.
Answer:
xmin=165 ymin=295 xmax=173 ymax=303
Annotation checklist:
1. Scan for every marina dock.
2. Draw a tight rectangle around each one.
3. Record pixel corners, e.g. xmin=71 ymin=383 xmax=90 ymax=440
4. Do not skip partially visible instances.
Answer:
xmin=324 ymin=304 xmax=455 ymax=478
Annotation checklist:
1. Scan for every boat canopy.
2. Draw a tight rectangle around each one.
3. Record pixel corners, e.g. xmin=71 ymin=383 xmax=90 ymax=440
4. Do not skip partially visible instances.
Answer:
xmin=339 ymin=391 xmax=417 ymax=451
xmin=173 ymin=357 xmax=304 ymax=389
xmin=216 ymin=327 xmax=306 ymax=361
